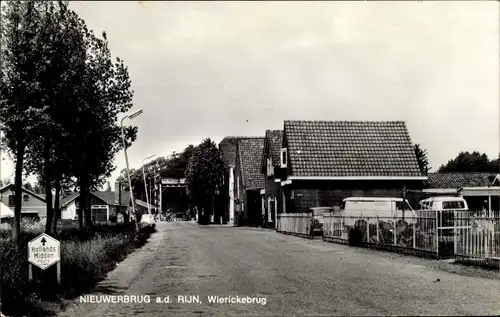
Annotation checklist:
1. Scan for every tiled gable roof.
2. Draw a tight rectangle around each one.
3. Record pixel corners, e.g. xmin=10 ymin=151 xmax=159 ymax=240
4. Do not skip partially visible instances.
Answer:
xmin=284 ymin=120 xmax=422 ymax=177
xmin=266 ymin=130 xmax=284 ymax=167
xmin=219 ymin=136 xmax=262 ymax=170
xmin=219 ymin=137 xmax=239 ymax=170
xmin=92 ymin=191 xmax=116 ymax=205
xmin=60 ymin=190 xmax=131 ymax=207
xmin=427 ymin=172 xmax=498 ymax=189
xmin=60 ymin=192 xmax=80 ymax=206
xmin=238 ymin=137 xmax=265 ymax=190
xmin=0 ymin=183 xmax=46 ymax=202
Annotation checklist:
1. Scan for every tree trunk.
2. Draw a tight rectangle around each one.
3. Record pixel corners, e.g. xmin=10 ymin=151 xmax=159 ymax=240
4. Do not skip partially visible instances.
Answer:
xmin=12 ymin=140 xmax=25 ymax=244
xmin=44 ymin=139 xmax=54 ymax=234
xmin=44 ymin=177 xmax=53 ymax=234
xmin=52 ymin=175 xmax=61 ymax=233
xmin=78 ymin=177 xmax=85 ymax=229
xmin=83 ymin=186 xmax=91 ymax=227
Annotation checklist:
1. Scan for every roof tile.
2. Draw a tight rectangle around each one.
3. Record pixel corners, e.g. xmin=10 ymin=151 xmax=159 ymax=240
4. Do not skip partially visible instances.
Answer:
xmin=219 ymin=136 xmax=257 ymax=170
xmin=427 ymin=172 xmax=498 ymax=188
xmin=238 ymin=137 xmax=265 ymax=190
xmin=284 ymin=120 xmax=422 ymax=177
xmin=266 ymin=130 xmax=284 ymax=167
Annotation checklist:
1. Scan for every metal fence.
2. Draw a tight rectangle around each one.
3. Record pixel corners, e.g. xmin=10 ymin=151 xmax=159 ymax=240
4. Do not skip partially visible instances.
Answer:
xmin=276 ymin=213 xmax=313 ymax=238
xmin=323 ymin=213 xmax=439 ymax=257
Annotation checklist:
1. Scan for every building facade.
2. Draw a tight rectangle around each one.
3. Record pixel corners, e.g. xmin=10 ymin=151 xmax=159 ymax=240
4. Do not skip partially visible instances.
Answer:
xmin=234 ymin=137 xmax=265 ymax=226
xmin=279 ymin=120 xmax=428 ymax=214
xmin=260 ymin=130 xmax=284 ymax=228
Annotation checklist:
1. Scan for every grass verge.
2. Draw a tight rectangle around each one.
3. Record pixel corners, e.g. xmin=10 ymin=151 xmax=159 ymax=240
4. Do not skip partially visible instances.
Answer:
xmin=0 ymin=220 xmax=156 ymax=317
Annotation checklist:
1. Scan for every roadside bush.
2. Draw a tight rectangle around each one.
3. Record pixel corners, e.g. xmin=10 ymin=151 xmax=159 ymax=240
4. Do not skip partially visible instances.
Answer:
xmin=1 ymin=223 xmax=156 ymax=316
xmin=348 ymin=227 xmax=364 ymax=246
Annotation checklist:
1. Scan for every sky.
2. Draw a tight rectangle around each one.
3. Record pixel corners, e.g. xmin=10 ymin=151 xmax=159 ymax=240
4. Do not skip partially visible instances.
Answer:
xmin=0 ymin=1 xmax=499 ymax=190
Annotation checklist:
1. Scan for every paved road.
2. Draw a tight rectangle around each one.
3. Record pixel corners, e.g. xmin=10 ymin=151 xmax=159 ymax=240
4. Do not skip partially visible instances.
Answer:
xmin=59 ymin=222 xmax=500 ymax=317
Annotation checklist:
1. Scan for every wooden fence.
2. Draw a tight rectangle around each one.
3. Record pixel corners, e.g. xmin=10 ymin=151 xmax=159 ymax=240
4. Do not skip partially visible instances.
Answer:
xmin=276 ymin=213 xmax=313 ymax=238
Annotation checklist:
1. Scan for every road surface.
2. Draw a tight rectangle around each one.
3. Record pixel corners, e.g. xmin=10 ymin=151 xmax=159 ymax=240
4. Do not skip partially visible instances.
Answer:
xmin=59 ymin=222 xmax=500 ymax=317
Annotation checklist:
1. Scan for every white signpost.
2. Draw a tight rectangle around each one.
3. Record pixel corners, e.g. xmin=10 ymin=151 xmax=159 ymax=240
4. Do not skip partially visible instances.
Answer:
xmin=27 ymin=233 xmax=61 ymax=284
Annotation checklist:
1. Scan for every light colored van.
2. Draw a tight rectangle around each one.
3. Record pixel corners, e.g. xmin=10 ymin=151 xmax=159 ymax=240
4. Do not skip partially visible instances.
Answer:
xmin=340 ymin=197 xmax=416 ymax=226
xmin=418 ymin=196 xmax=468 ymax=211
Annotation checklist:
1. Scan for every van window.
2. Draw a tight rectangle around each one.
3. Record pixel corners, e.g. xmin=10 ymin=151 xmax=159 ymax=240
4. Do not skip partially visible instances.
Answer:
xmin=442 ymin=201 xmax=465 ymax=209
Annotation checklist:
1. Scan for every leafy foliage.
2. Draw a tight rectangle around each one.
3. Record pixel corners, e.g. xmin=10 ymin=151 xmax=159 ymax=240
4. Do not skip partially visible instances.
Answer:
xmin=185 ymin=139 xmax=224 ymax=223
xmin=414 ymin=144 xmax=431 ymax=175
xmin=438 ymin=151 xmax=499 ymax=173
xmin=0 ymin=1 xmax=138 ymax=233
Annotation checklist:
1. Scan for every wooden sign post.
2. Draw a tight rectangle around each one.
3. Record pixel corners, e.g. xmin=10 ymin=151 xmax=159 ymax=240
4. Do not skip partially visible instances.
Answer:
xmin=27 ymin=233 xmax=61 ymax=285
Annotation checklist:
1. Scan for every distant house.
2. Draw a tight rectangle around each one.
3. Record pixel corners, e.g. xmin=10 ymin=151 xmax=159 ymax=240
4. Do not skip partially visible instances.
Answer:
xmin=60 ymin=181 xmax=131 ymax=223
xmin=219 ymin=137 xmax=259 ymax=225
xmin=234 ymin=137 xmax=265 ymax=226
xmin=424 ymin=172 xmax=500 ymax=212
xmin=135 ymin=199 xmax=155 ymax=216
xmin=260 ymin=129 xmax=284 ymax=228
xmin=0 ymin=183 xmax=48 ymax=222
xmin=279 ymin=120 xmax=427 ymax=214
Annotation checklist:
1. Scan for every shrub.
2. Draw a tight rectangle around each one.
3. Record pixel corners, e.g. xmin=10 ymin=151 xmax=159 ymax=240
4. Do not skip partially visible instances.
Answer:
xmin=1 ymin=223 xmax=155 ymax=316
xmin=348 ymin=227 xmax=364 ymax=246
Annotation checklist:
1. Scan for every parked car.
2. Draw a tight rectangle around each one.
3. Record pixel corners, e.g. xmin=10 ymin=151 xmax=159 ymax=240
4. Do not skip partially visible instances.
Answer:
xmin=140 ymin=213 xmax=156 ymax=228
xmin=309 ymin=207 xmax=335 ymax=235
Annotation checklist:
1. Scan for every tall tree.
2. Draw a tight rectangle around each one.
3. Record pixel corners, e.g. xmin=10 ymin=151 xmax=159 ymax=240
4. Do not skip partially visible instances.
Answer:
xmin=0 ymin=1 xmax=52 ymax=242
xmin=185 ymin=139 xmax=224 ymax=225
xmin=414 ymin=144 xmax=431 ymax=176
xmin=438 ymin=151 xmax=497 ymax=173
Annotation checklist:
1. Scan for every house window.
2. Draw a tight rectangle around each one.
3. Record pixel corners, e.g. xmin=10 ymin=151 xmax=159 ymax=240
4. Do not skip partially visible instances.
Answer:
xmin=280 ymin=148 xmax=287 ymax=168
xmin=236 ymin=176 xmax=240 ymax=199
xmin=267 ymin=158 xmax=274 ymax=177
xmin=23 ymin=194 xmax=29 ymax=202
xmin=8 ymin=195 xmax=15 ymax=207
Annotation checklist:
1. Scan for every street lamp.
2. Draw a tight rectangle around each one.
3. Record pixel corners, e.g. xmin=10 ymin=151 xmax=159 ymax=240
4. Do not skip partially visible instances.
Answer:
xmin=142 ymin=154 xmax=155 ymax=215
xmin=120 ymin=108 xmax=143 ymax=231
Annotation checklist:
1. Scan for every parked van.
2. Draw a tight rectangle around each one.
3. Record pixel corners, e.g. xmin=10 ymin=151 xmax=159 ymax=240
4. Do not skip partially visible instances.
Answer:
xmin=418 ymin=196 xmax=470 ymax=231
xmin=340 ymin=197 xmax=416 ymax=226
xmin=418 ymin=196 xmax=468 ymax=211
xmin=417 ymin=196 xmax=470 ymax=257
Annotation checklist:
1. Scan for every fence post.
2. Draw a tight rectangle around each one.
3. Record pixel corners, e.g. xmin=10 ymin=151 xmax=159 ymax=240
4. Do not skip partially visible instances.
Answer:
xmin=366 ymin=217 xmax=370 ymax=243
xmin=435 ymin=210 xmax=439 ymax=256
xmin=413 ymin=220 xmax=416 ymax=249
xmin=492 ymin=217 xmax=496 ymax=257
xmin=484 ymin=217 xmax=489 ymax=257
xmin=376 ymin=216 xmax=380 ymax=244
xmin=454 ymin=210 xmax=457 ymax=255
xmin=393 ymin=217 xmax=397 ymax=246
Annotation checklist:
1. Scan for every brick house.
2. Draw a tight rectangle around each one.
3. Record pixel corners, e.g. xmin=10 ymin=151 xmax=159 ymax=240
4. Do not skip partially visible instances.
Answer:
xmin=60 ymin=182 xmax=131 ymax=223
xmin=260 ymin=130 xmax=284 ymax=228
xmin=234 ymin=137 xmax=265 ymax=226
xmin=0 ymin=183 xmax=49 ymax=222
xmin=279 ymin=120 xmax=428 ymax=214
xmin=219 ymin=137 xmax=240 ymax=225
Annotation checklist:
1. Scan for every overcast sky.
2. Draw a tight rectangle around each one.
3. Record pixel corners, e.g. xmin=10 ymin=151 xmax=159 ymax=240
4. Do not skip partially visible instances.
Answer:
xmin=0 ymin=1 xmax=499 ymax=189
